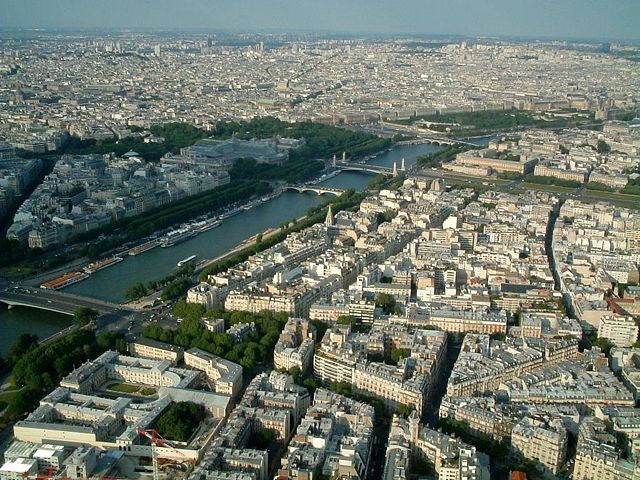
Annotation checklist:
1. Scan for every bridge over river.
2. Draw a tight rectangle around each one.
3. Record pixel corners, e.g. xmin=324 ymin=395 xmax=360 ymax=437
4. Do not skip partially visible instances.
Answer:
xmin=0 ymin=287 xmax=121 ymax=316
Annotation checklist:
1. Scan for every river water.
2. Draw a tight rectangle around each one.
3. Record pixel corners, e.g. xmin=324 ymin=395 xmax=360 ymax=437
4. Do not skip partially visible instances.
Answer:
xmin=0 ymin=143 xmax=443 ymax=355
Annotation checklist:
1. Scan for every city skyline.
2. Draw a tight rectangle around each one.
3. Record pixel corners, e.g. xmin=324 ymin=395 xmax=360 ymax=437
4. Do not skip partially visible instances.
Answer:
xmin=0 ymin=3 xmax=639 ymax=477
xmin=2 ymin=0 xmax=640 ymax=42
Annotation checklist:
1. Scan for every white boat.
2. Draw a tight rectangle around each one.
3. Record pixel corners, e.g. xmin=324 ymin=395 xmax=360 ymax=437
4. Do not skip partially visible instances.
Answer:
xmin=161 ymin=229 xmax=195 ymax=248
xmin=177 ymin=255 xmax=197 ymax=267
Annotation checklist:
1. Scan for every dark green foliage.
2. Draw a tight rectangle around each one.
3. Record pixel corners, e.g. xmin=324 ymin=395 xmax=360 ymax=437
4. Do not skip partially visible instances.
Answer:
xmin=597 ymin=139 xmax=611 ymax=154
xmin=392 ymin=133 xmax=415 ymax=142
xmin=527 ymin=175 xmax=581 ymax=188
xmin=328 ymin=380 xmax=388 ymax=419
xmin=143 ymin=310 xmax=289 ymax=373
xmin=367 ymin=352 xmax=385 ymax=363
xmin=3 ymin=387 xmax=40 ymax=421
xmin=58 ymin=123 xmax=209 ymax=162
xmin=396 ymin=404 xmax=412 ymax=417
xmin=96 ymin=331 xmax=128 ymax=355
xmin=0 ymin=239 xmax=43 ymax=269
xmin=613 ymin=110 xmax=639 ymax=121
xmin=586 ymin=182 xmax=614 ymax=192
xmin=230 ymin=157 xmax=324 ymax=184
xmin=375 ymin=293 xmax=397 ymax=315
xmin=559 ymin=145 xmax=570 ymax=155
xmin=336 ymin=315 xmax=357 ymax=326
xmin=376 ymin=210 xmax=397 ymax=225
xmin=161 ymin=277 xmax=193 ymax=302
xmin=416 ymin=143 xmax=475 ymax=167
xmin=301 ymin=376 xmax=322 ymax=394
xmin=149 ymin=123 xmax=211 ymax=154
xmin=247 ymin=428 xmax=277 ymax=449
xmin=172 ymin=300 xmax=206 ymax=322
xmin=367 ymin=174 xmax=387 ymax=190
xmin=390 ymin=348 xmax=410 ymax=365
xmin=225 ymin=117 xmax=393 ymax=183
xmin=329 ymin=381 xmax=352 ymax=396
xmin=591 ymin=335 xmax=614 ymax=356
xmin=155 ymin=402 xmax=205 ymax=442
xmin=7 ymin=334 xmax=39 ymax=366
xmin=394 ymin=109 xmax=599 ymax=137
xmin=496 ymin=171 xmax=522 ymax=180
xmin=125 ymin=282 xmax=149 ymax=302
xmin=386 ymin=174 xmax=407 ymax=191
xmin=495 ymin=151 xmax=521 ymax=162
xmin=11 ymin=330 xmax=107 ymax=398
xmin=288 ymin=366 xmax=302 ymax=382
xmin=413 ymin=457 xmax=434 ymax=476
xmin=621 ymin=176 xmax=640 ymax=196
xmin=73 ymin=307 xmax=99 ymax=326
xmin=211 ymin=117 xmax=391 ymax=160
xmin=143 ymin=324 xmax=175 ymax=344
xmin=59 ymin=136 xmax=165 ymax=162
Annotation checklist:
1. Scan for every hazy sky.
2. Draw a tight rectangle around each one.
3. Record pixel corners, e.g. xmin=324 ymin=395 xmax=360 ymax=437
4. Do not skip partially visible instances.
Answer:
xmin=2 ymin=0 xmax=639 ymax=42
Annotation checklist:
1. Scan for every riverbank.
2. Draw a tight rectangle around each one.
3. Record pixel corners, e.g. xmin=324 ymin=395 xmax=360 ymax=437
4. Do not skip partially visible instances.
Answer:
xmin=1 ymin=141 xmax=444 ymax=352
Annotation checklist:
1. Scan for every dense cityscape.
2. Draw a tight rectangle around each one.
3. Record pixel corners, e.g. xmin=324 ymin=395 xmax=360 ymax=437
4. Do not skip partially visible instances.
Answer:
xmin=0 ymin=7 xmax=639 ymax=480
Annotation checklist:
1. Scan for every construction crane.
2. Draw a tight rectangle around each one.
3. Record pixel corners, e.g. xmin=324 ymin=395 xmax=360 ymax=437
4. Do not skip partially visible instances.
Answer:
xmin=137 ymin=428 xmax=194 ymax=480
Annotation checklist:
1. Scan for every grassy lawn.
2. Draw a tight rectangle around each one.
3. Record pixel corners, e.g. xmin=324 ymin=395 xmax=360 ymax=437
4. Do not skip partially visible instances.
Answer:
xmin=0 ymin=389 xmax=22 ymax=404
xmin=580 ymin=192 xmax=640 ymax=210
xmin=107 ymin=383 xmax=140 ymax=394
xmin=140 ymin=388 xmax=157 ymax=396
xmin=521 ymin=182 xmax=577 ymax=194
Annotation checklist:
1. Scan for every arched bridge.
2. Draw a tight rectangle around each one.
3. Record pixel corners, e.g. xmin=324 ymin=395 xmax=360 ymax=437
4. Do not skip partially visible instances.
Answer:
xmin=286 ymin=185 xmax=346 ymax=196
xmin=334 ymin=162 xmax=394 ymax=175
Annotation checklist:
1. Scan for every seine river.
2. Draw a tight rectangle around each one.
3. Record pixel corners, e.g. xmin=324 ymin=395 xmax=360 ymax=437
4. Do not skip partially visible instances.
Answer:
xmin=0 ymin=143 xmax=443 ymax=355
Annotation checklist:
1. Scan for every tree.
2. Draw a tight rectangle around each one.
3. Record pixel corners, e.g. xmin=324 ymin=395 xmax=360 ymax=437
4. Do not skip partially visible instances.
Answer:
xmin=597 ymin=139 xmax=611 ymax=154
xmin=73 ymin=307 xmax=99 ymax=327
xmin=161 ymin=278 xmax=192 ymax=301
xmin=592 ymin=336 xmax=614 ymax=356
xmin=173 ymin=300 xmax=206 ymax=322
xmin=302 ymin=376 xmax=321 ymax=394
xmin=330 ymin=381 xmax=352 ymax=396
xmin=376 ymin=210 xmax=396 ymax=225
xmin=155 ymin=402 xmax=205 ymax=442
xmin=336 ymin=315 xmax=356 ymax=326
xmin=8 ymin=333 xmax=39 ymax=365
xmin=125 ymin=282 xmax=148 ymax=301
xmin=397 ymin=404 xmax=412 ymax=417
xmin=4 ymin=387 xmax=40 ymax=421
xmin=288 ymin=366 xmax=302 ymax=382
xmin=96 ymin=331 xmax=127 ymax=354
xmin=376 ymin=293 xmax=397 ymax=315
xmin=248 ymin=428 xmax=277 ymax=449
xmin=390 ymin=348 xmax=410 ymax=365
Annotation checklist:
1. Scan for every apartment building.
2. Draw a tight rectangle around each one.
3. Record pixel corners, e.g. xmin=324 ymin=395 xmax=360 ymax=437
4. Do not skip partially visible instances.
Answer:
xmin=598 ymin=314 xmax=639 ymax=348
xmin=273 ymin=318 xmax=316 ymax=373
xmin=129 ymin=337 xmax=184 ymax=364
xmin=510 ymin=418 xmax=568 ymax=475
xmin=184 ymin=348 xmax=243 ymax=397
